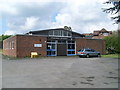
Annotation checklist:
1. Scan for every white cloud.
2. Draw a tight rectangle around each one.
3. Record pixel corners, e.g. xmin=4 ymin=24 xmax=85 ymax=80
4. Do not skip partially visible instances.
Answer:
xmin=1 ymin=0 xmax=118 ymax=35
xmin=49 ymin=0 xmax=118 ymax=33
xmin=22 ymin=17 xmax=39 ymax=30
xmin=4 ymin=30 xmax=16 ymax=35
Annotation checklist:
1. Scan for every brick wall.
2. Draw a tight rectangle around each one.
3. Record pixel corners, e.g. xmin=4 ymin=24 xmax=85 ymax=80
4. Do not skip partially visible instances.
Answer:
xmin=16 ymin=35 xmax=47 ymax=57
xmin=3 ymin=35 xmax=106 ymax=58
xmin=3 ymin=36 xmax=17 ymax=57
xmin=76 ymin=38 xmax=106 ymax=54
xmin=3 ymin=35 xmax=47 ymax=57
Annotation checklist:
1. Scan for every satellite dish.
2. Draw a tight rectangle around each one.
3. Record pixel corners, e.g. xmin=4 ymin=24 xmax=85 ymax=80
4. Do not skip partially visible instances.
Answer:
xmin=64 ymin=26 xmax=72 ymax=31
xmin=68 ymin=27 xmax=72 ymax=31
xmin=64 ymin=26 xmax=68 ymax=30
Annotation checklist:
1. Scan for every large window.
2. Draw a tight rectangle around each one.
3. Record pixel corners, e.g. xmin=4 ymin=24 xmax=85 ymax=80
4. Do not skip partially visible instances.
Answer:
xmin=63 ymin=31 xmax=67 ymax=36
xmin=47 ymin=51 xmax=56 ymax=56
xmin=67 ymin=40 xmax=76 ymax=56
xmin=49 ymin=31 xmax=53 ymax=35
xmin=47 ymin=40 xmax=56 ymax=56
xmin=68 ymin=44 xmax=75 ymax=49
xmin=47 ymin=44 xmax=55 ymax=49
xmin=49 ymin=30 xmax=72 ymax=37
xmin=5 ymin=41 xmax=15 ymax=49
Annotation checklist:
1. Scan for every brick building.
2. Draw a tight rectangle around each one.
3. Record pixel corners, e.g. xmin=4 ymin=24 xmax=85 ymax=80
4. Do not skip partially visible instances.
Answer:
xmin=83 ymin=28 xmax=112 ymax=39
xmin=3 ymin=28 xmax=106 ymax=57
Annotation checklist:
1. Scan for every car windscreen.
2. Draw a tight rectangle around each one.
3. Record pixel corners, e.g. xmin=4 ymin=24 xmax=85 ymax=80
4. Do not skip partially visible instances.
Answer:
xmin=78 ymin=49 xmax=84 ymax=52
xmin=85 ymin=49 xmax=91 ymax=52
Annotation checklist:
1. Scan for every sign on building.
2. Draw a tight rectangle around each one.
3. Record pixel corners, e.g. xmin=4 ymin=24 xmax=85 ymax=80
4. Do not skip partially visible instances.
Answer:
xmin=34 ymin=44 xmax=42 ymax=47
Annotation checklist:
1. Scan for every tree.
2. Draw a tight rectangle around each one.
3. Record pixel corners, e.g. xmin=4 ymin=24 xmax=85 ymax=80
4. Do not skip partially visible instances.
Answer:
xmin=104 ymin=31 xmax=120 ymax=53
xmin=0 ymin=35 xmax=12 ymax=48
xmin=103 ymin=0 xmax=120 ymax=24
xmin=103 ymin=0 xmax=120 ymax=54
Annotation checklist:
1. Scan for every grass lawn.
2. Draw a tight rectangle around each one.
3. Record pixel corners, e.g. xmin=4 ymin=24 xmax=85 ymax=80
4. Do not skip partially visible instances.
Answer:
xmin=102 ymin=54 xmax=120 ymax=59
xmin=0 ymin=49 xmax=2 ymax=54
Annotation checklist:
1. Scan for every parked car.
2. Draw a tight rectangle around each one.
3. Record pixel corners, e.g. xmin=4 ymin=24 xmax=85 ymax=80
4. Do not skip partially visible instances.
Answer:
xmin=77 ymin=48 xmax=101 ymax=58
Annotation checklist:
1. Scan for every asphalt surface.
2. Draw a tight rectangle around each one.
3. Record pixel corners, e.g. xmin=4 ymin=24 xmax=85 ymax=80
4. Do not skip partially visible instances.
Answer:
xmin=2 ymin=57 xmax=119 ymax=88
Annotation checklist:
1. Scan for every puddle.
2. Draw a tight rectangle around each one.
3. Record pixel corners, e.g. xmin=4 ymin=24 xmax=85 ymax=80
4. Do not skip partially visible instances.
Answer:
xmin=103 ymin=75 xmax=118 ymax=79
xmin=86 ymin=79 xmax=93 ymax=82
xmin=80 ymin=76 xmax=95 ymax=79
xmin=106 ymin=77 xmax=118 ymax=79
xmin=80 ymin=81 xmax=94 ymax=85
xmin=80 ymin=76 xmax=94 ymax=82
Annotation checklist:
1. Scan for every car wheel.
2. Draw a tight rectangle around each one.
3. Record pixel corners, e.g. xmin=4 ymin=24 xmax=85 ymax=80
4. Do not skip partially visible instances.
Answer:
xmin=98 ymin=54 xmax=101 ymax=57
xmin=79 ymin=55 xmax=81 ymax=58
xmin=86 ymin=54 xmax=89 ymax=58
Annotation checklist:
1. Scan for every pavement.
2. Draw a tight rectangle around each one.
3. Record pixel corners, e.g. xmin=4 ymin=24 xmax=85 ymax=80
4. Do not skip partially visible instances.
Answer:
xmin=2 ymin=56 xmax=119 ymax=88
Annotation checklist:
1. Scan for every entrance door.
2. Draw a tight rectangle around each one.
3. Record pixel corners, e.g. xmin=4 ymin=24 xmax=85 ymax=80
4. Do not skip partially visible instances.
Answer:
xmin=57 ymin=44 xmax=67 ymax=56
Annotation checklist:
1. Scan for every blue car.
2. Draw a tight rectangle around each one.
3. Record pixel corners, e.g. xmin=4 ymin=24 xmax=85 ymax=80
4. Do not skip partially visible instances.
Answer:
xmin=77 ymin=48 xmax=101 ymax=58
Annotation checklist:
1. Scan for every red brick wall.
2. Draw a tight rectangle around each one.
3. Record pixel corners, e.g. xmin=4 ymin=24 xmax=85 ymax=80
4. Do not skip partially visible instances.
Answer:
xmin=3 ymin=36 xmax=17 ymax=57
xmin=76 ymin=38 xmax=106 ymax=54
xmin=3 ymin=35 xmax=105 ymax=57
xmin=3 ymin=35 xmax=47 ymax=57
xmin=16 ymin=35 xmax=47 ymax=57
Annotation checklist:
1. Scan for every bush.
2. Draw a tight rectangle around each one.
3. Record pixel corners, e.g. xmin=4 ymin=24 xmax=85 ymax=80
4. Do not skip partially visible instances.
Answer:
xmin=104 ymin=31 xmax=120 ymax=54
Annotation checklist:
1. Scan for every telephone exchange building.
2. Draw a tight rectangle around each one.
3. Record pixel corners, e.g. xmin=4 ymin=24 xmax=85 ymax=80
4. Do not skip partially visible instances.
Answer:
xmin=3 ymin=28 xmax=105 ymax=57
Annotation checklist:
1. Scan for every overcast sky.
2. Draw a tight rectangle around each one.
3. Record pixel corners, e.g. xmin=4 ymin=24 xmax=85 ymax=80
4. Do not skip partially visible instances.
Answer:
xmin=0 ymin=0 xmax=118 ymax=35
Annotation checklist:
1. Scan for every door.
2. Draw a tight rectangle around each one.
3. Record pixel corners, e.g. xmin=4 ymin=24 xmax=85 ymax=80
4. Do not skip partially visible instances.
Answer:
xmin=57 ymin=44 xmax=67 ymax=56
xmin=91 ymin=49 xmax=98 ymax=56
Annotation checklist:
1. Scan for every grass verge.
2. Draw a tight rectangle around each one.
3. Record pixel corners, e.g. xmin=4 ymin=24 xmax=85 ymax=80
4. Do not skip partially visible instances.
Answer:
xmin=101 ymin=54 xmax=120 ymax=59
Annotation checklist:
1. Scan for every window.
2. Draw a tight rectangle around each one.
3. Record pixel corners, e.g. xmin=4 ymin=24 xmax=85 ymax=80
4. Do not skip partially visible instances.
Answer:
xmin=91 ymin=49 xmax=95 ymax=52
xmin=47 ymin=40 xmax=56 ymax=56
xmin=68 ymin=51 xmax=75 ymax=54
xmin=67 ymin=40 xmax=76 ymax=56
xmin=68 ymin=41 xmax=75 ymax=43
xmin=79 ymin=49 xmax=84 ymax=52
xmin=103 ymin=33 xmax=109 ymax=36
xmin=49 ymin=31 xmax=53 ymax=35
xmin=6 ymin=42 xmax=9 ymax=49
xmin=47 ymin=40 xmax=56 ymax=44
xmin=54 ymin=30 xmax=59 ymax=36
xmin=68 ymin=32 xmax=71 ymax=36
xmin=63 ymin=31 xmax=67 ymax=36
xmin=58 ymin=40 xmax=66 ymax=44
xmin=34 ymin=44 xmax=42 ymax=47
xmin=49 ymin=30 xmax=72 ymax=37
xmin=68 ymin=44 xmax=75 ymax=49
xmin=47 ymin=44 xmax=51 ymax=49
xmin=11 ymin=41 xmax=14 ymax=49
xmin=47 ymin=44 xmax=55 ymax=49
xmin=47 ymin=51 xmax=56 ymax=56
xmin=9 ymin=42 xmax=11 ymax=49
xmin=85 ymin=49 xmax=91 ymax=52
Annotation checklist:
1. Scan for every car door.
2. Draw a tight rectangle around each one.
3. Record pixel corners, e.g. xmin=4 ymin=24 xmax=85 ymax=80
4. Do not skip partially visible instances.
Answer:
xmin=91 ymin=49 xmax=98 ymax=56
xmin=86 ymin=49 xmax=93 ymax=56
xmin=89 ymin=49 xmax=95 ymax=56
